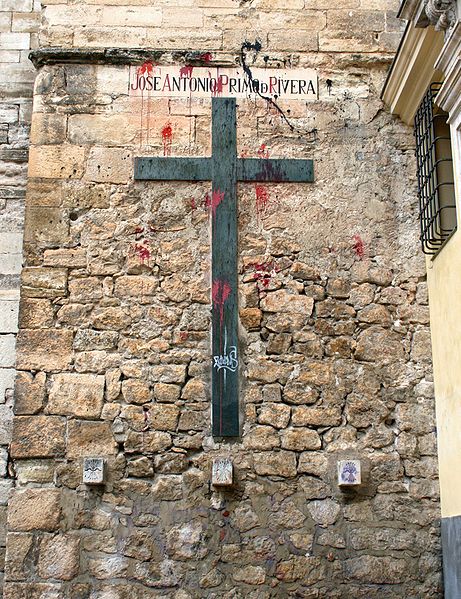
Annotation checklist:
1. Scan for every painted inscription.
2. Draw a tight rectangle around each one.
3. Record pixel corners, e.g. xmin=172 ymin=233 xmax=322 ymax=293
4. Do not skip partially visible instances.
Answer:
xmin=130 ymin=67 xmax=318 ymax=100
xmin=213 ymin=346 xmax=239 ymax=372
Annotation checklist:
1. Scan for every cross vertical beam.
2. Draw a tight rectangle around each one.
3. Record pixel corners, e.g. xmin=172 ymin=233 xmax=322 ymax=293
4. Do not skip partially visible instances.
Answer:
xmin=211 ymin=98 xmax=239 ymax=437
xmin=134 ymin=96 xmax=314 ymax=439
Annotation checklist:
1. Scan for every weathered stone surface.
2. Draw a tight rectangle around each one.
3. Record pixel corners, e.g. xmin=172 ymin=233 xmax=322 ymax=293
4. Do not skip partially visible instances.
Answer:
xmin=254 ymin=451 xmax=297 ymax=477
xmin=121 ymin=379 xmax=151 ymax=404
xmin=344 ymin=555 xmax=408 ymax=584
xmin=355 ymin=326 xmax=405 ymax=364
xmin=18 ymin=298 xmax=54 ymax=329
xmin=8 ymin=489 xmax=61 ymax=532
xmin=16 ymin=329 xmax=73 ymax=371
xmin=233 ymin=565 xmax=266 ymax=585
xmin=38 ymin=534 xmax=80 ymax=580
xmin=292 ymin=406 xmax=342 ymax=427
xmin=257 ymin=403 xmax=290 ymax=429
xmin=308 ymin=499 xmax=341 ymax=526
xmin=67 ymin=420 xmax=117 ymax=458
xmin=14 ymin=371 xmax=45 ymax=415
xmin=4 ymin=533 xmax=34 ymax=582
xmin=21 ymin=267 xmax=67 ymax=298
xmin=243 ymin=426 xmax=280 ymax=450
xmin=281 ymin=428 xmax=321 ymax=450
xmin=11 ymin=416 xmax=66 ymax=458
xmin=47 ymin=373 xmax=104 ymax=418
xmin=148 ymin=403 xmax=180 ymax=431
xmin=260 ymin=290 xmax=314 ymax=314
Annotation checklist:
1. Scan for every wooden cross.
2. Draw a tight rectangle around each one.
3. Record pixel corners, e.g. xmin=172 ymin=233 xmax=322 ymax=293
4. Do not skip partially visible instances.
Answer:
xmin=135 ymin=97 xmax=313 ymax=438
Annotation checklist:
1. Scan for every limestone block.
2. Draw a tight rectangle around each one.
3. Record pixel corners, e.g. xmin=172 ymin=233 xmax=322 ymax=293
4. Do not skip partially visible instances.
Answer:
xmin=18 ymin=298 xmax=54 ymax=329
xmin=7 ymin=489 xmax=61 ymax=532
xmin=24 ymin=205 xmax=69 ymax=244
xmin=21 ymin=267 xmax=67 ymax=299
xmin=181 ymin=378 xmax=206 ymax=401
xmin=0 ymin=32 xmax=30 ymax=50
xmin=74 ymin=329 xmax=119 ymax=351
xmin=67 ymin=420 xmax=118 ymax=458
xmin=148 ymin=403 xmax=180 ymax=431
xmin=29 ymin=113 xmax=67 ymax=145
xmin=233 ymin=565 xmax=265 ymax=585
xmin=292 ymin=406 xmax=342 ymax=427
xmin=47 ymin=373 xmax=105 ymax=418
xmin=91 ymin=307 xmax=131 ymax=330
xmin=114 ymin=275 xmax=158 ymax=298
xmin=239 ymin=307 xmax=262 ymax=330
xmin=4 ymin=533 xmax=33 ymax=582
xmin=14 ymin=371 xmax=45 ymax=415
xmin=257 ymin=403 xmax=290 ymax=429
xmin=0 ymin=336 xmax=16 ymax=368
xmin=150 ymin=364 xmax=187 ymax=384
xmin=357 ymin=303 xmax=392 ymax=325
xmin=308 ymin=498 xmax=341 ymax=526
xmin=243 ymin=426 xmax=280 ymax=450
xmin=69 ymin=277 xmax=103 ymax=302
xmin=269 ymin=30 xmax=318 ymax=52
xmin=38 ymin=534 xmax=80 ymax=580
xmin=11 ymin=415 xmax=66 ymax=458
xmin=43 ymin=248 xmax=87 ymax=268
xmin=0 ymin=401 xmax=13 ymax=444
xmin=0 ymin=300 xmax=18 ymax=333
xmin=16 ymin=329 xmax=73 ymax=371
xmin=121 ymin=379 xmax=151 ymax=405
xmin=145 ymin=28 xmax=223 ymax=50
xmin=281 ymin=428 xmax=321 ymax=451
xmin=177 ymin=409 xmax=208 ymax=431
xmin=28 ymin=145 xmax=85 ymax=179
xmin=3 ymin=583 xmax=63 ymax=598
xmin=26 ymin=179 xmax=62 ymax=208
xmin=61 ymin=181 xmax=110 ymax=209
xmin=151 ymin=475 xmax=182 ymax=500
xmin=247 ymin=360 xmax=292 ymax=384
xmin=355 ymin=326 xmax=405 ymax=364
xmin=162 ymin=8 xmax=203 ymax=27
xmin=68 ymin=114 xmax=137 ymax=146
xmin=84 ymin=147 xmax=132 ymax=184
xmin=0 ymin=368 xmax=15 ymax=404
xmin=260 ymin=290 xmax=314 ymax=314
xmin=253 ymin=451 xmax=297 ymax=477
xmin=344 ymin=555 xmax=407 ymax=584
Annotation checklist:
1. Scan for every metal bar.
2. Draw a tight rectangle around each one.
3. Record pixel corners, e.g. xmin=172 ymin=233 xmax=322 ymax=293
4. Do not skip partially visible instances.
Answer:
xmin=211 ymin=97 xmax=240 ymax=438
xmin=237 ymin=158 xmax=314 ymax=182
xmin=134 ymin=157 xmax=212 ymax=181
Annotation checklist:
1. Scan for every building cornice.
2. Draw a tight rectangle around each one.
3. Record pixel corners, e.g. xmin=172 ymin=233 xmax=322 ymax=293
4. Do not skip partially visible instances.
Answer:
xmin=435 ymin=22 xmax=461 ymax=119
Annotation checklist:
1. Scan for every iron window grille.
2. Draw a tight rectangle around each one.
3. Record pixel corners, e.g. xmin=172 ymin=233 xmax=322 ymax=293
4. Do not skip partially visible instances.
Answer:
xmin=414 ymin=82 xmax=456 ymax=255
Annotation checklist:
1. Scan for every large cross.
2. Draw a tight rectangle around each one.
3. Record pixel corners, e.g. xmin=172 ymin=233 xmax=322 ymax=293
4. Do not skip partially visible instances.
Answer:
xmin=135 ymin=97 xmax=313 ymax=438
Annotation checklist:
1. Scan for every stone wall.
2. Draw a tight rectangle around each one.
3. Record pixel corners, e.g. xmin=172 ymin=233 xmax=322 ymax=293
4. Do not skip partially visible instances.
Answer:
xmin=4 ymin=0 xmax=442 ymax=597
xmin=0 ymin=0 xmax=40 ymax=592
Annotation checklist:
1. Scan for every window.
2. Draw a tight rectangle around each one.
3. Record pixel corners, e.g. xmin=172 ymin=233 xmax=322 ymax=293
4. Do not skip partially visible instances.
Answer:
xmin=414 ymin=82 xmax=456 ymax=255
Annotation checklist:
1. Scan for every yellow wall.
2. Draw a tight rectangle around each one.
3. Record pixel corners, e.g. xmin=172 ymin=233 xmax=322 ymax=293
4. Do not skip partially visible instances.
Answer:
xmin=427 ymin=124 xmax=461 ymax=518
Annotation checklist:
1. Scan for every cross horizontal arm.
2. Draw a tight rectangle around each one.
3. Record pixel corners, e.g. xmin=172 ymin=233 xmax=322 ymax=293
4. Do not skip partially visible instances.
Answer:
xmin=237 ymin=158 xmax=314 ymax=183
xmin=134 ymin=157 xmax=213 ymax=181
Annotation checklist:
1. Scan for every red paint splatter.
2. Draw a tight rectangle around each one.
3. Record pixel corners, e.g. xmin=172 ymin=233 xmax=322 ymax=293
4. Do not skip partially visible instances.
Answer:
xmin=352 ymin=234 xmax=364 ymax=259
xmin=137 ymin=61 xmax=154 ymax=76
xmin=179 ymin=331 xmax=189 ymax=342
xmin=240 ymin=148 xmax=249 ymax=158
xmin=255 ymin=184 xmax=270 ymax=219
xmin=189 ymin=197 xmax=197 ymax=210
xmin=200 ymin=52 xmax=213 ymax=63
xmin=133 ymin=242 xmax=151 ymax=263
xmin=212 ymin=279 xmax=231 ymax=324
xmin=134 ymin=226 xmax=144 ymax=235
xmin=204 ymin=192 xmax=211 ymax=209
xmin=245 ymin=260 xmax=276 ymax=289
xmin=212 ymin=75 xmax=225 ymax=97
xmin=162 ymin=123 xmax=173 ymax=156
xmin=219 ymin=529 xmax=226 ymax=541
xmin=180 ymin=65 xmax=194 ymax=78
xmin=211 ymin=190 xmax=225 ymax=217
xmin=257 ymin=143 xmax=270 ymax=159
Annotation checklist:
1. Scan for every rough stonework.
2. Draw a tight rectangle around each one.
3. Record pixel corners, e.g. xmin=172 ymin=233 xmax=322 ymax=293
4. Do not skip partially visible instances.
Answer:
xmin=0 ymin=0 xmax=40 ymax=592
xmin=4 ymin=0 xmax=442 ymax=597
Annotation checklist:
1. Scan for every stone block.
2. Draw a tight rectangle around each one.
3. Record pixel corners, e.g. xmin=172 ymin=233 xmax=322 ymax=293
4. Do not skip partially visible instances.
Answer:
xmin=7 ymin=489 xmax=61 ymax=532
xmin=0 ymin=335 xmax=15 ymax=368
xmin=253 ymin=451 xmax=297 ymax=477
xmin=67 ymin=420 xmax=118 ymax=458
xmin=0 ymin=300 xmax=19 ymax=333
xmin=0 ymin=33 xmax=30 ymax=50
xmin=68 ymin=113 xmax=137 ymax=146
xmin=43 ymin=248 xmax=87 ymax=268
xmin=11 ymin=415 xmax=66 ymax=458
xmin=74 ymin=329 xmax=119 ymax=351
xmin=148 ymin=403 xmax=180 ymax=431
xmin=260 ymin=290 xmax=314 ymax=314
xmin=3 ymin=583 xmax=64 ymax=598
xmin=4 ymin=533 xmax=33 ymax=582
xmin=69 ymin=277 xmax=103 ymax=302
xmin=281 ymin=428 xmax=321 ymax=451
xmin=243 ymin=426 xmax=280 ymax=450
xmin=26 ymin=179 xmax=62 ymax=208
xmin=0 ymin=368 xmax=15 ymax=404
xmin=150 ymin=364 xmax=187 ymax=384
xmin=29 ymin=113 xmax=67 ymax=145
xmin=38 ymin=534 xmax=80 ymax=580
xmin=21 ymin=267 xmax=67 ymax=299
xmin=61 ymin=181 xmax=110 ymax=209
xmin=257 ymin=403 xmax=290 ymax=429
xmin=47 ymin=373 xmax=105 ymax=418
xmin=18 ymin=298 xmax=54 ymax=329
xmin=292 ymin=406 xmax=342 ymax=427
xmin=16 ymin=329 xmax=73 ymax=371
xmin=114 ymin=275 xmax=158 ymax=299
xmin=28 ymin=145 xmax=85 ymax=179
xmin=0 ymin=402 xmax=13 ymax=444
xmin=84 ymin=147 xmax=132 ymax=184
xmin=11 ymin=12 xmax=40 ymax=34
xmin=14 ymin=371 xmax=45 ymax=415
xmin=121 ymin=379 xmax=151 ymax=404
xmin=269 ymin=30 xmax=318 ymax=52
xmin=162 ymin=8 xmax=203 ymax=27
xmin=355 ymin=326 xmax=404 ymax=364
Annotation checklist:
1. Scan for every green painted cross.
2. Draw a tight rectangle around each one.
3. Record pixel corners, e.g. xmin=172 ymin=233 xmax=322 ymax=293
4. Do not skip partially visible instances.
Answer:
xmin=135 ymin=97 xmax=313 ymax=438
